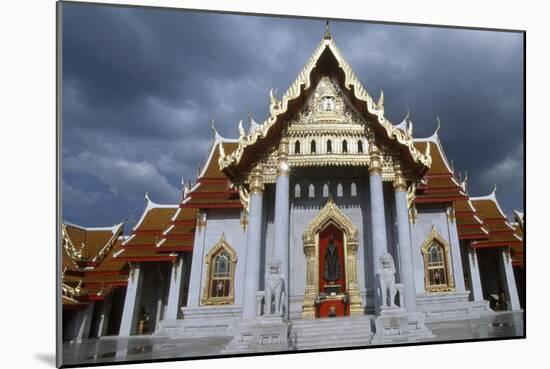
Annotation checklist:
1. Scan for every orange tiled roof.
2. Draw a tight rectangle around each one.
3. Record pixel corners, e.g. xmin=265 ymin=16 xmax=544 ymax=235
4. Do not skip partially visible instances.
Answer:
xmin=470 ymin=192 xmax=523 ymax=249
xmin=62 ymin=222 xmax=129 ymax=308
xmin=413 ymin=138 xmax=465 ymax=204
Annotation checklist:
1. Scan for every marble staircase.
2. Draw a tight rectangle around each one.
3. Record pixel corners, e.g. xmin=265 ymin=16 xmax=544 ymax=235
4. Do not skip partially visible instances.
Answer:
xmin=289 ymin=316 xmax=373 ymax=350
xmin=416 ymin=292 xmax=494 ymax=322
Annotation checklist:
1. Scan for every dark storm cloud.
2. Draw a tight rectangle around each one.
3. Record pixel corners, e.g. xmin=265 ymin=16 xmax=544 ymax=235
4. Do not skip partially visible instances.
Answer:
xmin=61 ymin=3 xmax=524 ymax=227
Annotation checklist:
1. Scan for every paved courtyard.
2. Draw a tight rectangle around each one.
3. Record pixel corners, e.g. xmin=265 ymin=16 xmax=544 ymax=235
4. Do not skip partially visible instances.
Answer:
xmin=61 ymin=311 xmax=524 ymax=366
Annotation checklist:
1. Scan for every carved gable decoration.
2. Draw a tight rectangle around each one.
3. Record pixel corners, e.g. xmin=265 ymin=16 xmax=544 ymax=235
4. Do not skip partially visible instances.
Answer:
xmin=294 ymin=76 xmax=365 ymax=125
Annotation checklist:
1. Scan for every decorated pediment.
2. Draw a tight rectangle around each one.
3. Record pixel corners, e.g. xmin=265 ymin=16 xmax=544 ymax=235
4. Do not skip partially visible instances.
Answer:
xmin=295 ymin=76 xmax=363 ymax=125
xmin=218 ymin=27 xmax=431 ymax=184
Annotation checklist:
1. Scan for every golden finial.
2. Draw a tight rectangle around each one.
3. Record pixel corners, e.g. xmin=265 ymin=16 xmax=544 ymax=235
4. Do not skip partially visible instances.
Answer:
xmin=324 ymin=20 xmax=332 ymax=39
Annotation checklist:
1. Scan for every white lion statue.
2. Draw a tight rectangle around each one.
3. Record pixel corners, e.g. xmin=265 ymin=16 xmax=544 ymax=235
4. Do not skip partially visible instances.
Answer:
xmin=265 ymin=258 xmax=285 ymax=316
xmin=378 ymin=252 xmax=397 ymax=308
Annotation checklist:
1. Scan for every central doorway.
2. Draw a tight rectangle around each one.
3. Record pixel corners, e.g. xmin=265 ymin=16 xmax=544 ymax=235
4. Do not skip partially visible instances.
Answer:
xmin=317 ymin=224 xmax=348 ymax=317
xmin=301 ymin=196 xmax=363 ymax=319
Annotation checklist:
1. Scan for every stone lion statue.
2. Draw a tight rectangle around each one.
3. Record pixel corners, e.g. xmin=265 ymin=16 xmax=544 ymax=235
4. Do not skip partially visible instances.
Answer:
xmin=265 ymin=258 xmax=285 ymax=316
xmin=378 ymin=252 xmax=397 ymax=308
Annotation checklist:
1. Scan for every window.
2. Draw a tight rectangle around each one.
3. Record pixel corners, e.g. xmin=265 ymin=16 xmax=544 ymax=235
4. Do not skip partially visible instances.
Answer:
xmin=357 ymin=140 xmax=363 ymax=153
xmin=294 ymin=140 xmax=301 ymax=155
xmin=201 ymin=235 xmax=237 ymax=305
xmin=426 ymin=243 xmax=447 ymax=287
xmin=326 ymin=139 xmax=332 ymax=153
xmin=294 ymin=183 xmax=301 ymax=198
xmin=421 ymin=227 xmax=454 ymax=292
xmin=310 ymin=140 xmax=316 ymax=154
xmin=309 ymin=183 xmax=315 ymax=198
xmin=211 ymin=251 xmax=231 ymax=297
xmin=323 ymin=183 xmax=329 ymax=197
xmin=350 ymin=182 xmax=357 ymax=197
xmin=342 ymin=139 xmax=348 ymax=153
xmin=337 ymin=183 xmax=343 ymax=197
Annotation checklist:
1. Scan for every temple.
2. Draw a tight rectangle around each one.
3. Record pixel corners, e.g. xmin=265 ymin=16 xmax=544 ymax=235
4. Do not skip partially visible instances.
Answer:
xmin=62 ymin=26 xmax=524 ymax=350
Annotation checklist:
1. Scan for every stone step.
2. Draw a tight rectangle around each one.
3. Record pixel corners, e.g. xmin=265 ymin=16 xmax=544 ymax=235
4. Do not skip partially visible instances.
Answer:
xmin=291 ymin=317 xmax=372 ymax=326
xmin=290 ymin=316 xmax=373 ymax=350
xmin=294 ymin=331 xmax=372 ymax=339
xmin=294 ymin=339 xmax=371 ymax=350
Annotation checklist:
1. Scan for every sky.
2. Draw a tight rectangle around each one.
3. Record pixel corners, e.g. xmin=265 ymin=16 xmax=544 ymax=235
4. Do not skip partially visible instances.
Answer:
xmin=62 ymin=2 xmax=524 ymax=229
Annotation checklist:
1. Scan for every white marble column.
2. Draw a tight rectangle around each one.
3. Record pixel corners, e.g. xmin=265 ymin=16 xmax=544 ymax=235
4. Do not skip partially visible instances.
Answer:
xmin=447 ymin=208 xmax=466 ymax=293
xmin=165 ymin=256 xmax=186 ymax=320
xmin=500 ymin=247 xmax=521 ymax=311
xmin=368 ymin=140 xmax=389 ymax=312
xmin=272 ymin=136 xmax=290 ymax=319
xmin=75 ymin=301 xmax=95 ymax=342
xmin=97 ymin=294 xmax=113 ymax=337
xmin=119 ymin=263 xmax=144 ymax=336
xmin=242 ymin=164 xmax=264 ymax=320
xmin=186 ymin=212 xmax=207 ymax=308
xmin=393 ymin=163 xmax=417 ymax=312
xmin=467 ymin=247 xmax=484 ymax=302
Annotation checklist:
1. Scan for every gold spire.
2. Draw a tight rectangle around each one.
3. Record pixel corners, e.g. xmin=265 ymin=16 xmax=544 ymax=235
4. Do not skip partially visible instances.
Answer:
xmin=324 ymin=20 xmax=332 ymax=39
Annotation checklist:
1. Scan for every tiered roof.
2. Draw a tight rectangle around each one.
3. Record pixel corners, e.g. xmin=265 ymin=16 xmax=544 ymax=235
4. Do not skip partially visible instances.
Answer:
xmin=470 ymin=190 xmax=523 ymax=250
xmin=114 ymin=131 xmax=243 ymax=267
xmin=413 ymin=126 xmax=467 ymax=204
xmin=116 ymin=194 xmax=179 ymax=263
xmin=454 ymin=195 xmax=489 ymax=240
xmin=62 ymin=222 xmax=128 ymax=309
xmin=181 ymin=132 xmax=241 ymax=209
xmin=157 ymin=207 xmax=198 ymax=252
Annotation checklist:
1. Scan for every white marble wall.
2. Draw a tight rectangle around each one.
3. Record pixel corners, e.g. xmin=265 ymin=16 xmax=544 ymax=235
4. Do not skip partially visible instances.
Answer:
xmin=410 ymin=205 xmax=465 ymax=294
xmin=186 ymin=208 xmax=246 ymax=311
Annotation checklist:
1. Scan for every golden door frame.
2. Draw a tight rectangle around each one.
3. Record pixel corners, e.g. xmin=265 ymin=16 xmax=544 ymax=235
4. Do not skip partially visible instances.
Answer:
xmin=301 ymin=196 xmax=363 ymax=318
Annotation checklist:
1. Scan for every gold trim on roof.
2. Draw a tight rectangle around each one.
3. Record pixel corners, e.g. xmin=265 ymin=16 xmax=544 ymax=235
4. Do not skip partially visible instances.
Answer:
xmin=218 ymin=35 xmax=431 ymax=172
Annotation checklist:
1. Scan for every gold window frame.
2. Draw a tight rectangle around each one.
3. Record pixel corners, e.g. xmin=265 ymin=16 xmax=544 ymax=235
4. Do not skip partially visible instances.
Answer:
xmin=201 ymin=234 xmax=238 ymax=305
xmin=421 ymin=226 xmax=455 ymax=293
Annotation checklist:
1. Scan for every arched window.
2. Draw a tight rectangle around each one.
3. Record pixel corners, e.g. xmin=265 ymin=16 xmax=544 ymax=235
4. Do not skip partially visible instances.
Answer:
xmin=202 ymin=235 xmax=237 ymax=305
xmin=294 ymin=183 xmax=301 ymax=198
xmin=326 ymin=139 xmax=332 ymax=153
xmin=310 ymin=140 xmax=317 ymax=154
xmin=337 ymin=183 xmax=343 ymax=197
xmin=309 ymin=183 xmax=315 ymax=198
xmin=294 ymin=140 xmax=301 ymax=155
xmin=350 ymin=182 xmax=357 ymax=197
xmin=421 ymin=227 xmax=454 ymax=293
xmin=357 ymin=140 xmax=364 ymax=153
xmin=323 ymin=183 xmax=329 ymax=197
xmin=342 ymin=139 xmax=348 ymax=153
